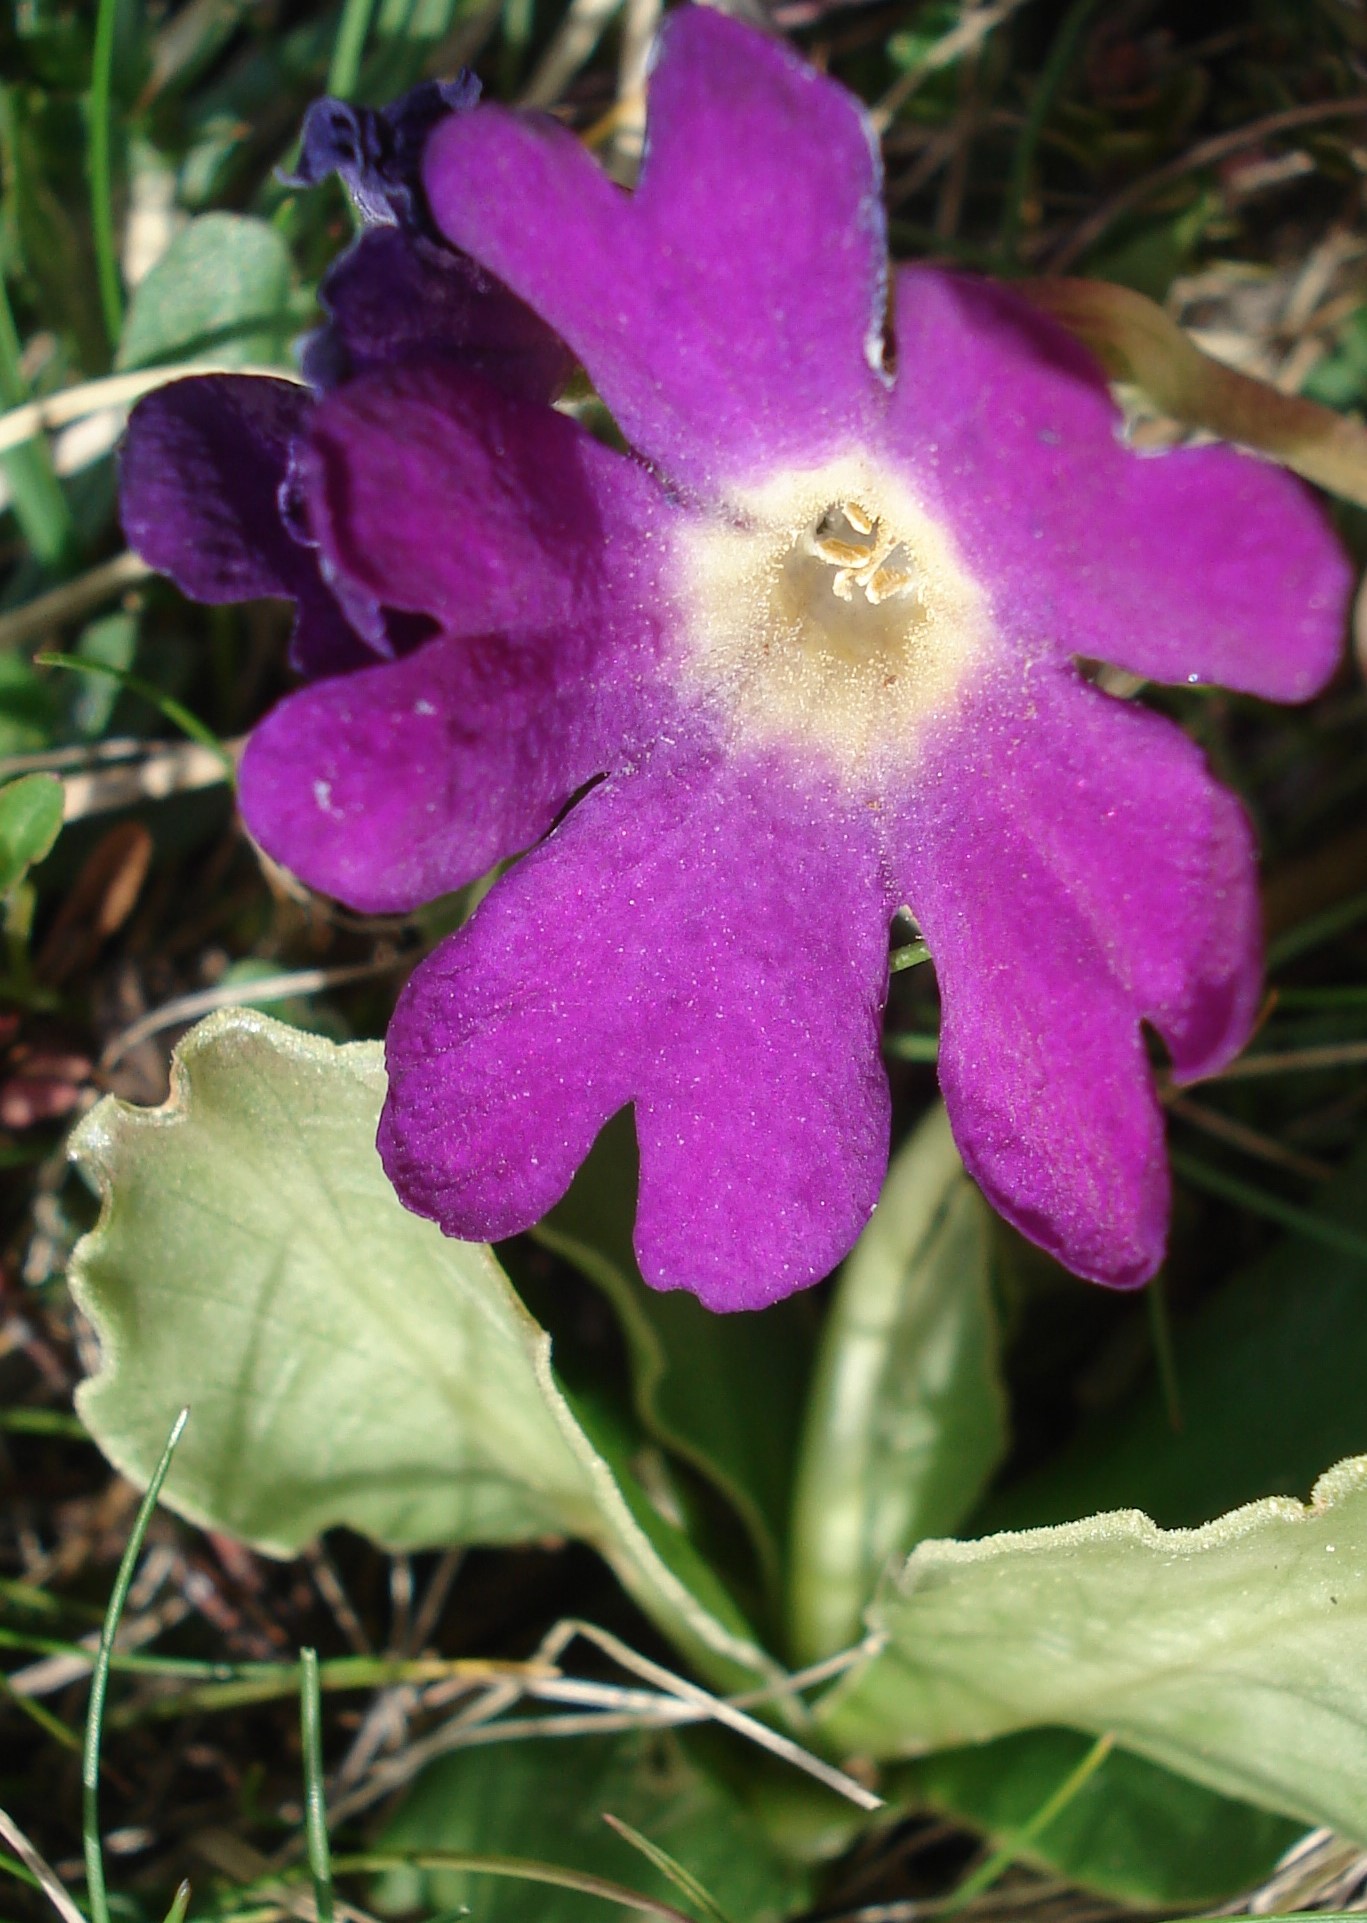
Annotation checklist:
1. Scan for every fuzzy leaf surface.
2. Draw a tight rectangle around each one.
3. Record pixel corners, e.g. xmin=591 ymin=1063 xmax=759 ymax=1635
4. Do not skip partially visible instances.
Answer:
xmin=70 ymin=1011 xmax=775 ymax=1687
xmin=822 ymin=1457 xmax=1367 ymax=1839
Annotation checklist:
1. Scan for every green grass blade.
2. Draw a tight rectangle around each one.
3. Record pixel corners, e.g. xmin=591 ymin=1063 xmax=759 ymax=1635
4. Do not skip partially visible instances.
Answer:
xmin=884 ymin=1031 xmax=940 ymax=1062
xmin=299 ymin=1649 xmax=333 ymax=1923
xmin=0 ymin=1670 xmax=83 ymax=1754
xmin=82 ymin=1406 xmax=189 ymax=1923
xmin=328 ymin=0 xmax=379 ymax=99
xmin=602 ymin=1814 xmax=733 ymax=1923
xmin=88 ymin=0 xmax=126 ymax=350
xmin=334 ymin=1852 xmax=697 ymax=1922
xmin=35 ymin=655 xmax=234 ymax=771
xmin=0 ymin=272 xmax=76 ymax=570
xmin=999 ymin=0 xmax=1104 ymax=262
xmin=1171 ymin=1150 xmax=1367 ymax=1263
xmin=889 ymin=939 xmax=930 ymax=973
xmin=942 ymin=1733 xmax=1116 ymax=1913
xmin=161 ymin=1879 xmax=192 ymax=1923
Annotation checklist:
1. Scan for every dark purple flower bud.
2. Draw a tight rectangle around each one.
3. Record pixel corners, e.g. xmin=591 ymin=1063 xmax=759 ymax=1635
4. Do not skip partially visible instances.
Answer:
xmin=283 ymin=76 xmax=481 ymax=232
xmin=121 ymin=73 xmax=564 ymax=679
xmin=300 ymin=227 xmax=573 ymax=400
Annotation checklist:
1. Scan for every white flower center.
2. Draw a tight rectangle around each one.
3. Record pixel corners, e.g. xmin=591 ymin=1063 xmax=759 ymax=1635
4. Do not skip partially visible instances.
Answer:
xmin=676 ymin=455 xmax=989 ymax=777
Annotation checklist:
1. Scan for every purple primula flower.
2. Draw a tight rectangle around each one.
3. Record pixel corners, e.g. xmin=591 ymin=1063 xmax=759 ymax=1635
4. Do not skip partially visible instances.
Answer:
xmin=125 ymin=11 xmax=1351 ymax=1310
xmin=120 ymin=78 xmax=570 ymax=678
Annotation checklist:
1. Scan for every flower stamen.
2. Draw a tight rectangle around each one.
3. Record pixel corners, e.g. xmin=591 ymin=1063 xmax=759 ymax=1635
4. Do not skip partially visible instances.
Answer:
xmin=808 ymin=502 xmax=918 ymax=606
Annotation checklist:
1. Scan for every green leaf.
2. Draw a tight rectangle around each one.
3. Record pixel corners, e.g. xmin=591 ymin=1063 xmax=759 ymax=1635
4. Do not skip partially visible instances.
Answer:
xmin=116 ymin=213 xmax=295 ymax=370
xmin=787 ymin=1105 xmax=1005 ymax=1665
xmin=979 ymin=1137 xmax=1367 ymax=1533
xmin=69 ymin=1011 xmax=776 ymax=1692
xmin=372 ymin=1734 xmax=811 ymax=1923
xmin=541 ymin=1115 xmax=814 ymax=1615
xmin=821 ymin=1456 xmax=1367 ymax=1840
xmin=897 ymin=1730 xmax=1300 ymax=1908
xmin=0 ymin=772 xmax=63 ymax=893
xmin=71 ymin=612 xmax=137 ymax=740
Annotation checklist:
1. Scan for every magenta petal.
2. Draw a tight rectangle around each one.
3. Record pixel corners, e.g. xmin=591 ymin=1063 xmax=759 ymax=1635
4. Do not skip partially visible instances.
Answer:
xmin=895 ymin=668 xmax=1262 ymax=1287
xmin=888 ymin=267 xmax=1350 ymax=699
xmin=928 ymin=874 xmax=1168 ymax=1292
xmin=379 ymin=748 xmax=894 ymax=1309
xmin=302 ymin=358 xmax=672 ymax=638
xmin=423 ymin=7 xmax=886 ymax=493
xmin=240 ymin=623 xmax=630 ymax=913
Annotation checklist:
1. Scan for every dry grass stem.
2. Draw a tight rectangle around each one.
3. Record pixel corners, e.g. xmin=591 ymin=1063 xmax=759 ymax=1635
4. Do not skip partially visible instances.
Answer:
xmin=869 ymin=0 xmax=1033 ymax=135
xmin=1165 ymin=1094 xmax=1335 ymax=1183
xmin=1048 ymin=96 xmax=1367 ymax=272
xmin=100 ymin=958 xmax=412 ymax=1070
xmin=0 ymin=1805 xmax=90 ymax=1923
xmin=0 ymin=365 xmax=303 ymax=459
xmin=0 ymin=554 xmax=152 ymax=654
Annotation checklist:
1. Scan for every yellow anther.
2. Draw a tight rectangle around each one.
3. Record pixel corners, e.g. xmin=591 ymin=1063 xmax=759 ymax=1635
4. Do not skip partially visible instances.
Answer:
xmin=867 ymin=564 xmax=915 ymax=605
xmin=811 ymin=535 xmax=878 ymax=568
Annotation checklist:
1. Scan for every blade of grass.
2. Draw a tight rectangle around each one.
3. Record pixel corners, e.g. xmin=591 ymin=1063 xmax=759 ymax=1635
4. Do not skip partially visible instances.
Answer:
xmin=0 ymin=1409 xmax=88 ymax=1439
xmin=869 ymin=0 xmax=1033 ymax=136
xmin=0 ymin=274 xmax=76 ymax=571
xmin=999 ymin=0 xmax=1102 ymax=261
xmin=1277 ymin=986 xmax=1367 ymax=1010
xmin=299 ymin=1649 xmax=333 ymax=1923
xmin=0 ymin=1670 xmax=83 ymax=1753
xmin=940 ymin=1732 xmax=1115 ymax=1914
xmin=1269 ymin=887 xmax=1367 ymax=970
xmin=334 ymin=1852 xmax=697 ymax=1923
xmin=1049 ymin=96 xmax=1367 ymax=275
xmin=0 ymin=1845 xmax=44 ymax=1897
xmin=328 ymin=0 xmax=379 ymax=99
xmin=889 ymin=939 xmax=930 ymax=974
xmin=1 ymin=1626 xmax=535 ymax=1691
xmin=83 ymin=1407 xmax=189 ymax=1923
xmin=88 ymin=0 xmax=126 ymax=350
xmin=0 ymin=363 xmax=306 ymax=459
xmin=1171 ymin=1150 xmax=1367 ymax=1263
xmin=0 ymin=1576 xmax=99 ymax=1619
xmin=0 ymin=556 xmax=151 ymax=654
xmin=884 ymin=1031 xmax=940 ymax=1062
xmin=1211 ymin=1039 xmax=1367 ymax=1081
xmin=602 ymin=1814 xmax=732 ymax=1923
xmin=36 ymin=655 xmax=233 ymax=770
xmin=1145 ymin=1273 xmax=1183 ymax=1435
xmin=161 ymin=1881 xmax=191 ymax=1923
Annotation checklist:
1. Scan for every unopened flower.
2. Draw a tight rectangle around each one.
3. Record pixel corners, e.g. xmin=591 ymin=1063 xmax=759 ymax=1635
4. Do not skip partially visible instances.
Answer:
xmin=123 ymin=13 xmax=1350 ymax=1309
xmin=121 ymin=79 xmax=570 ymax=678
